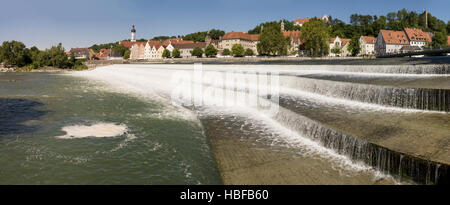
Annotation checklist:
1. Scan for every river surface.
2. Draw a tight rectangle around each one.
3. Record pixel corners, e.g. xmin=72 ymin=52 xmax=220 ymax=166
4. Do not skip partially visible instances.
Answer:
xmin=1 ymin=64 xmax=448 ymax=185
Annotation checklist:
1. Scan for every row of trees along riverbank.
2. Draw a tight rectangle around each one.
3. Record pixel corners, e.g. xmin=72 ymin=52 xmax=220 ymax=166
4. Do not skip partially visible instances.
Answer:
xmin=0 ymin=41 xmax=88 ymax=71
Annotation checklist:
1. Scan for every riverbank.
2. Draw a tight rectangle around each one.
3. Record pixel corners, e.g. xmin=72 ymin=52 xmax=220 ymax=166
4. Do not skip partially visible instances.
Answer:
xmin=0 ymin=66 xmax=93 ymax=73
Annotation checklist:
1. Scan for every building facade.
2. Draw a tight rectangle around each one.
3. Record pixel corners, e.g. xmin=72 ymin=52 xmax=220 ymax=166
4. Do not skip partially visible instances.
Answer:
xmin=375 ymin=29 xmax=410 ymax=55
xmin=218 ymin=32 xmax=259 ymax=55
xmin=359 ymin=36 xmax=376 ymax=55
xmin=329 ymin=36 xmax=351 ymax=57
xmin=293 ymin=15 xmax=329 ymax=27
xmin=403 ymin=28 xmax=431 ymax=47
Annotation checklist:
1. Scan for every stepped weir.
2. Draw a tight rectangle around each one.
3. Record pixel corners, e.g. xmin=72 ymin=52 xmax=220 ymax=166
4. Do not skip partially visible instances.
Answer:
xmin=75 ymin=63 xmax=450 ymax=185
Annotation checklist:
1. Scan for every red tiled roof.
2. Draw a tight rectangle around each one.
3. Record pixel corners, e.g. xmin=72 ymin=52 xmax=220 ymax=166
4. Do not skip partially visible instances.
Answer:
xmin=380 ymin=30 xmax=410 ymax=45
xmin=404 ymin=28 xmax=431 ymax=42
xmin=222 ymin=32 xmax=259 ymax=41
xmin=283 ymin=31 xmax=301 ymax=43
xmin=162 ymin=38 xmax=195 ymax=46
xmin=120 ymin=41 xmax=137 ymax=48
xmin=173 ymin=42 xmax=207 ymax=49
xmin=361 ymin=36 xmax=376 ymax=44
xmin=448 ymin=36 xmax=450 ymax=46
xmin=341 ymin=38 xmax=351 ymax=47
xmin=147 ymin=40 xmax=162 ymax=47
xmin=293 ymin=17 xmax=321 ymax=24
xmin=330 ymin=38 xmax=337 ymax=43
xmin=96 ymin=48 xmax=111 ymax=60
xmin=329 ymin=37 xmax=350 ymax=46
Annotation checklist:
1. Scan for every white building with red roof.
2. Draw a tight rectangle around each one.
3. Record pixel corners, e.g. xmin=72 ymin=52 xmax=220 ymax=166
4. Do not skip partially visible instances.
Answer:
xmin=403 ymin=28 xmax=431 ymax=47
xmin=359 ymin=36 xmax=376 ymax=55
xmin=375 ymin=29 xmax=410 ymax=55
xmin=329 ymin=36 xmax=351 ymax=57
xmin=218 ymin=32 xmax=260 ymax=55
xmin=293 ymin=15 xmax=328 ymax=27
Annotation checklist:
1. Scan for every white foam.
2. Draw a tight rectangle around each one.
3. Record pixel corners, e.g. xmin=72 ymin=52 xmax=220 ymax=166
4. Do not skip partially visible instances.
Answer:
xmin=56 ymin=123 xmax=127 ymax=139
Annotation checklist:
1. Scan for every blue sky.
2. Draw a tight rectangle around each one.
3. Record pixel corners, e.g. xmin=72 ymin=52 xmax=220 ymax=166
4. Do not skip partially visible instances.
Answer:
xmin=0 ymin=0 xmax=448 ymax=50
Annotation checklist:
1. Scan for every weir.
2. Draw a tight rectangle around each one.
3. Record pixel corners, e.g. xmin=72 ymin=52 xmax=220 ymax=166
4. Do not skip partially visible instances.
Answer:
xmin=73 ymin=64 xmax=450 ymax=185
xmin=271 ymin=105 xmax=449 ymax=184
xmin=280 ymin=76 xmax=450 ymax=112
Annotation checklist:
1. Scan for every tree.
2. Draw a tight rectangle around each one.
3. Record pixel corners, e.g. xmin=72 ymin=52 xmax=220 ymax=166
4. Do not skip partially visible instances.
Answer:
xmin=48 ymin=43 xmax=69 ymax=68
xmin=151 ymin=36 xmax=176 ymax=41
xmin=0 ymin=41 xmax=31 ymax=67
xmin=256 ymin=22 xmax=288 ymax=55
xmin=69 ymin=52 xmax=76 ymax=67
xmin=191 ymin=47 xmax=203 ymax=58
xmin=162 ymin=49 xmax=171 ymax=58
xmin=112 ymin=43 xmax=129 ymax=57
xmin=205 ymin=45 xmax=218 ymax=57
xmin=331 ymin=45 xmax=341 ymax=55
xmin=348 ymin=35 xmax=361 ymax=56
xmin=231 ymin=44 xmax=245 ymax=57
xmin=300 ymin=19 xmax=330 ymax=56
xmin=123 ymin=50 xmax=131 ymax=59
xmin=244 ymin=48 xmax=254 ymax=56
xmin=172 ymin=48 xmax=181 ymax=58
xmin=208 ymin=29 xmax=225 ymax=40
xmin=222 ymin=49 xmax=231 ymax=56
xmin=430 ymin=31 xmax=448 ymax=48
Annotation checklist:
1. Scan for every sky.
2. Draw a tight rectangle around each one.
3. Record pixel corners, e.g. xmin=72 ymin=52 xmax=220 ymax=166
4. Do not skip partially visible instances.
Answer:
xmin=0 ymin=0 xmax=448 ymax=50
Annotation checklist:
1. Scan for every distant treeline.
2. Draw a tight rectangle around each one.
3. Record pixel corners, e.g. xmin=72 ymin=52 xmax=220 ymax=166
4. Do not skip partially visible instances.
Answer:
xmin=0 ymin=41 xmax=87 ymax=70
xmin=248 ymin=8 xmax=448 ymax=39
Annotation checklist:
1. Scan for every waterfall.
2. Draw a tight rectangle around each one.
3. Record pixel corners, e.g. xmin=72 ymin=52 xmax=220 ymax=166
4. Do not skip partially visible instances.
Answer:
xmin=280 ymin=76 xmax=450 ymax=112
xmin=271 ymin=105 xmax=448 ymax=184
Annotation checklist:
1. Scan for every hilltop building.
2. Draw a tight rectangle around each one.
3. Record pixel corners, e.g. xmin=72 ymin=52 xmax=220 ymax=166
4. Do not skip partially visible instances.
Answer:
xmin=293 ymin=15 xmax=329 ymax=27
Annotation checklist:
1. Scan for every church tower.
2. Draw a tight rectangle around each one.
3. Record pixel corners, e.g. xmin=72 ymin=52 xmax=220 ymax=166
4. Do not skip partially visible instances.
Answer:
xmin=131 ymin=25 xmax=136 ymax=42
xmin=281 ymin=21 xmax=285 ymax=32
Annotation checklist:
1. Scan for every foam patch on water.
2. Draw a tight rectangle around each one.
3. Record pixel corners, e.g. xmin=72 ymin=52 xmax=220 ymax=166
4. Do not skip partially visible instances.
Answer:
xmin=56 ymin=123 xmax=127 ymax=139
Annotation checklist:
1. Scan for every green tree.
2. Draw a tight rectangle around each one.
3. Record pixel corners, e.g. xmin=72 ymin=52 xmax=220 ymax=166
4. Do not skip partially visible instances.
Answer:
xmin=68 ymin=52 xmax=76 ymax=67
xmin=48 ymin=43 xmax=69 ymax=68
xmin=0 ymin=41 xmax=31 ymax=67
xmin=256 ymin=22 xmax=288 ymax=55
xmin=123 ymin=50 xmax=131 ymax=59
xmin=205 ymin=45 xmax=218 ymax=57
xmin=172 ymin=48 xmax=181 ymax=58
xmin=300 ymin=19 xmax=330 ymax=56
xmin=244 ymin=48 xmax=254 ymax=56
xmin=348 ymin=35 xmax=361 ymax=56
xmin=208 ymin=29 xmax=225 ymax=40
xmin=191 ymin=47 xmax=203 ymax=58
xmin=222 ymin=49 xmax=231 ymax=56
xmin=231 ymin=44 xmax=245 ymax=57
xmin=430 ymin=31 xmax=448 ymax=48
xmin=330 ymin=45 xmax=341 ymax=55
xmin=162 ymin=49 xmax=171 ymax=58
xmin=112 ymin=43 xmax=129 ymax=56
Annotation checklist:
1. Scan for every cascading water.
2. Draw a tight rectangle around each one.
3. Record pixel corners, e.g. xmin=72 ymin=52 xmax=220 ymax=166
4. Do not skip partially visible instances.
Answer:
xmin=279 ymin=76 xmax=450 ymax=112
xmin=72 ymin=63 xmax=450 ymax=185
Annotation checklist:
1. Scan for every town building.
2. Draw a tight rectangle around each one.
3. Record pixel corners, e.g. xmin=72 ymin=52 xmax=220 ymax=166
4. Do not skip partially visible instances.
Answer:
xmin=359 ymin=36 xmax=376 ymax=55
xmin=329 ymin=36 xmax=351 ymax=57
xmin=403 ymin=28 xmax=431 ymax=47
xmin=293 ymin=15 xmax=329 ymax=27
xmin=375 ymin=29 xmax=410 ymax=55
xmin=70 ymin=48 xmax=90 ymax=59
xmin=173 ymin=42 xmax=207 ymax=58
xmin=281 ymin=21 xmax=301 ymax=55
xmin=130 ymin=42 xmax=145 ymax=60
xmin=218 ymin=32 xmax=259 ymax=55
